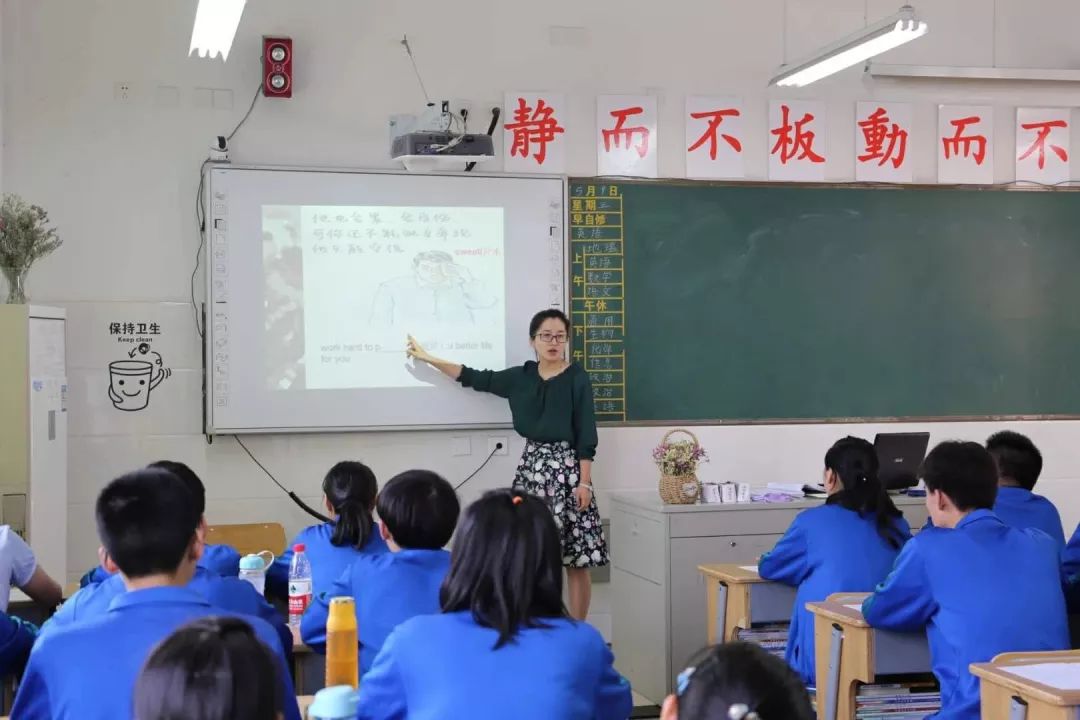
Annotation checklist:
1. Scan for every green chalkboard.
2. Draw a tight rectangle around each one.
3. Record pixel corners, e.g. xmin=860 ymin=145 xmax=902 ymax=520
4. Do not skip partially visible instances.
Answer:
xmin=568 ymin=180 xmax=1080 ymax=423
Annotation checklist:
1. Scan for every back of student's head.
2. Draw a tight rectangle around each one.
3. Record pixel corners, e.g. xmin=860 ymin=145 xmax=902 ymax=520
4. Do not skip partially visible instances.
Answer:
xmin=96 ymin=467 xmax=200 ymax=579
xmin=376 ymin=470 xmax=460 ymax=549
xmin=824 ymin=436 xmax=905 ymax=549
xmin=440 ymin=489 xmax=566 ymax=648
xmin=985 ymin=431 xmax=1043 ymax=491
xmin=148 ymin=460 xmax=206 ymax=516
xmin=920 ymin=441 xmax=998 ymax=511
xmin=323 ymin=461 xmax=378 ymax=550
xmin=134 ymin=616 xmax=282 ymax=720
xmin=669 ymin=642 xmax=814 ymax=720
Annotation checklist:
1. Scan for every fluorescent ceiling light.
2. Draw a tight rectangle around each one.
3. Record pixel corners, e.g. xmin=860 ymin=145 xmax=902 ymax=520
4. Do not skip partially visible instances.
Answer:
xmin=189 ymin=0 xmax=247 ymax=61
xmin=770 ymin=6 xmax=928 ymax=87
xmin=867 ymin=64 xmax=1080 ymax=82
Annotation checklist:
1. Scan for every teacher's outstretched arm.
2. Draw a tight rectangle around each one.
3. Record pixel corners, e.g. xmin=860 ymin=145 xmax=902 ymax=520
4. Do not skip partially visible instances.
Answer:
xmin=406 ymin=335 xmax=462 ymax=380
xmin=407 ymin=335 xmax=516 ymax=399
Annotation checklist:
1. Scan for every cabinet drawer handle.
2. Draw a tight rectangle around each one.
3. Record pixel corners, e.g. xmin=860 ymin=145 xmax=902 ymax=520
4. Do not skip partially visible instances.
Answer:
xmin=729 ymin=541 xmax=737 ymax=547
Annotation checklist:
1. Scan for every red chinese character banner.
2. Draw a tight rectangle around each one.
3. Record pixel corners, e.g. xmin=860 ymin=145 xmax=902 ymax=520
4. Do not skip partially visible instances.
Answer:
xmin=597 ymin=95 xmax=658 ymax=178
xmin=938 ymin=105 xmax=993 ymax=185
xmin=685 ymin=96 xmax=745 ymax=179
xmin=768 ymin=100 xmax=826 ymax=182
xmin=855 ymin=102 xmax=913 ymax=183
xmin=1015 ymin=108 xmax=1071 ymax=185
xmin=503 ymin=92 xmax=567 ymax=174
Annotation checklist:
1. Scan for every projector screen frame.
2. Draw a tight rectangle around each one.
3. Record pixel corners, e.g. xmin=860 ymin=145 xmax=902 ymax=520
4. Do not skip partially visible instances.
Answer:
xmin=203 ymin=164 xmax=569 ymax=436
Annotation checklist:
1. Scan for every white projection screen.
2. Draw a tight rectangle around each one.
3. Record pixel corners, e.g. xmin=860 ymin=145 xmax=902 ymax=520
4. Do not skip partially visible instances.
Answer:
xmin=205 ymin=167 xmax=566 ymax=433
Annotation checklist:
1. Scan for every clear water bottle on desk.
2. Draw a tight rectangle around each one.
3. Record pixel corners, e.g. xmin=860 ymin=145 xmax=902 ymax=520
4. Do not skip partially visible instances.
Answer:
xmin=287 ymin=543 xmax=312 ymax=629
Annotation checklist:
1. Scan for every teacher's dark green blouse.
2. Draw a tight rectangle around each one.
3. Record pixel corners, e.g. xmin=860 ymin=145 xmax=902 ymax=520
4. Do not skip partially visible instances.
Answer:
xmin=458 ymin=362 xmax=598 ymax=460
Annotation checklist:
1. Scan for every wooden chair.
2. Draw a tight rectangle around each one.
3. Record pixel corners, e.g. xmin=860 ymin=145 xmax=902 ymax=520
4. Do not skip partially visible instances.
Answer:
xmin=206 ymin=523 xmax=287 ymax=557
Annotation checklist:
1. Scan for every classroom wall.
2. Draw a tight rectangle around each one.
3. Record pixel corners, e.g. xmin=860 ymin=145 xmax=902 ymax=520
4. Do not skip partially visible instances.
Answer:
xmin=2 ymin=0 xmax=1079 ymax=584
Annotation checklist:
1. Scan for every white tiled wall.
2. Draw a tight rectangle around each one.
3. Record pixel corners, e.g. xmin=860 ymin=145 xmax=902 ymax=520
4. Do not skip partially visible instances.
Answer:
xmin=1 ymin=0 xmax=1078 ymax=584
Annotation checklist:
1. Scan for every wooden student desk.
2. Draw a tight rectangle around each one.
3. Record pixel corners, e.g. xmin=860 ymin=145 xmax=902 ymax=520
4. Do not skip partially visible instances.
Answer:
xmin=971 ymin=650 xmax=1080 ymax=720
xmin=807 ymin=592 xmax=932 ymax=720
xmin=697 ymin=563 xmax=795 ymax=644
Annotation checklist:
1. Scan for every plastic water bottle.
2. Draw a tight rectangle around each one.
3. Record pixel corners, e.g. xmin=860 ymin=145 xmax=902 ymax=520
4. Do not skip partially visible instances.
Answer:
xmin=238 ymin=551 xmax=274 ymax=596
xmin=325 ymin=596 xmax=358 ymax=688
xmin=287 ymin=543 xmax=312 ymax=628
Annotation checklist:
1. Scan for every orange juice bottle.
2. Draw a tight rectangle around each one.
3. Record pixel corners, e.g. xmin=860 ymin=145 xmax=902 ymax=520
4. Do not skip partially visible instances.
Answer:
xmin=325 ymin=596 xmax=358 ymax=689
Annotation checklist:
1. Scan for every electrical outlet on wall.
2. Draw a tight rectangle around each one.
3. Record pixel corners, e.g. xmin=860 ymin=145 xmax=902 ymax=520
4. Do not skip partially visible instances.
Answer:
xmin=114 ymin=82 xmax=134 ymax=102
xmin=488 ymin=437 xmax=508 ymax=456
xmin=451 ymin=98 xmax=474 ymax=126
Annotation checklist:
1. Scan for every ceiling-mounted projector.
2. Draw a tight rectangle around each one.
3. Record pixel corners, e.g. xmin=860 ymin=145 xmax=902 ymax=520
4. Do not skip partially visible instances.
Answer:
xmin=391 ymin=131 xmax=494 ymax=173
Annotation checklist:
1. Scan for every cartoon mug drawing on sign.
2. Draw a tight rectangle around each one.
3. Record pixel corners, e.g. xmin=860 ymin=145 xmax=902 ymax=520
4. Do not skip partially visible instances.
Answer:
xmin=108 ymin=344 xmax=172 ymax=412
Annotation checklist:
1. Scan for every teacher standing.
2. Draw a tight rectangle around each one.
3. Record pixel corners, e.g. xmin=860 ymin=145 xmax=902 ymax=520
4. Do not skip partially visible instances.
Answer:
xmin=406 ymin=308 xmax=609 ymax=620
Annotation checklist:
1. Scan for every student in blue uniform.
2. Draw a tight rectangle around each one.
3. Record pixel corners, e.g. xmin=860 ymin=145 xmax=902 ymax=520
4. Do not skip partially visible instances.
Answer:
xmin=135 ymin=616 xmax=284 ymax=720
xmin=11 ymin=467 xmax=301 ymax=720
xmin=985 ymin=431 xmax=1065 ymax=549
xmin=267 ymin=460 xmax=387 ymax=598
xmin=862 ymin=441 xmax=1069 ymax=720
xmin=356 ymin=489 xmax=632 ymax=720
xmin=302 ymin=469 xmax=459 ymax=673
xmin=660 ymin=642 xmax=815 ymax=720
xmin=79 ymin=460 xmax=240 ymax=586
xmin=758 ymin=436 xmax=911 ymax=685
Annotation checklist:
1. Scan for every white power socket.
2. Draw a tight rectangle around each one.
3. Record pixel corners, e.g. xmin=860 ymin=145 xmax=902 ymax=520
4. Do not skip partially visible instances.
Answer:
xmin=488 ymin=437 xmax=508 ymax=456
xmin=114 ymin=82 xmax=134 ymax=102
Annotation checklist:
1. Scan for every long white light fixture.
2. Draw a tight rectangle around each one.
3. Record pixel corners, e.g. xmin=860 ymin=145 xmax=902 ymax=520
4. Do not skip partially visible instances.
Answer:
xmin=867 ymin=64 xmax=1080 ymax=83
xmin=189 ymin=0 xmax=247 ymax=61
xmin=770 ymin=5 xmax=928 ymax=88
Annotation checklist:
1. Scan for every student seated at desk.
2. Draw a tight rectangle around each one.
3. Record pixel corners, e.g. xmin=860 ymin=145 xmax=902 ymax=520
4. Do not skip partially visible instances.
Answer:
xmin=356 ymin=489 xmax=631 ymax=720
xmin=862 ymin=441 xmax=1069 ymax=720
xmin=11 ymin=467 xmax=301 ymax=720
xmin=0 ymin=524 xmax=62 ymax=612
xmin=44 ymin=463 xmax=288 ymax=649
xmin=660 ymin=642 xmax=814 ymax=720
xmin=135 ymin=616 xmax=285 ymax=720
xmin=302 ymin=469 xmax=459 ymax=673
xmin=79 ymin=461 xmax=241 ymax=586
xmin=984 ymin=431 xmax=1065 ymax=549
xmin=267 ymin=461 xmax=388 ymax=599
xmin=758 ymin=436 xmax=911 ymax=685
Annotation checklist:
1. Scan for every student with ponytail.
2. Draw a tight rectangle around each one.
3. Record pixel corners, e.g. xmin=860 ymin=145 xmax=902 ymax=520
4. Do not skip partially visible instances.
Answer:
xmin=759 ymin=436 xmax=912 ymax=685
xmin=268 ymin=461 xmax=388 ymax=599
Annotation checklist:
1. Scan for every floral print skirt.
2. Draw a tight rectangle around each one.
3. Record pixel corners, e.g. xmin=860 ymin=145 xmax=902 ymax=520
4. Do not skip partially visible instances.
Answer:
xmin=514 ymin=440 xmax=610 ymax=568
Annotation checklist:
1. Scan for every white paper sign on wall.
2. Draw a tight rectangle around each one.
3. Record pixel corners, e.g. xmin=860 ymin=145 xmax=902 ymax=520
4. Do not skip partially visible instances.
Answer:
xmin=685 ymin=96 xmax=745 ymax=179
xmin=938 ymin=105 xmax=993 ymax=184
xmin=855 ymin=102 xmax=913 ymax=183
xmin=597 ymin=95 xmax=658 ymax=178
xmin=768 ymin=100 xmax=827 ymax=182
xmin=503 ymin=92 xmax=567 ymax=174
xmin=1015 ymin=107 xmax=1071 ymax=185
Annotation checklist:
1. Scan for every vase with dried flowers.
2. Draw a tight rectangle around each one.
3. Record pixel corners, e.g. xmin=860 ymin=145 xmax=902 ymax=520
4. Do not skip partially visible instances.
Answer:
xmin=0 ymin=194 xmax=62 ymax=304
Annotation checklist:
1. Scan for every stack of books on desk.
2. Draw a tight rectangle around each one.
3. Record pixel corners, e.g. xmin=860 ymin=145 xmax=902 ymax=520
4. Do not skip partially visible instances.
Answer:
xmin=734 ymin=624 xmax=789 ymax=659
xmin=854 ymin=682 xmax=940 ymax=719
